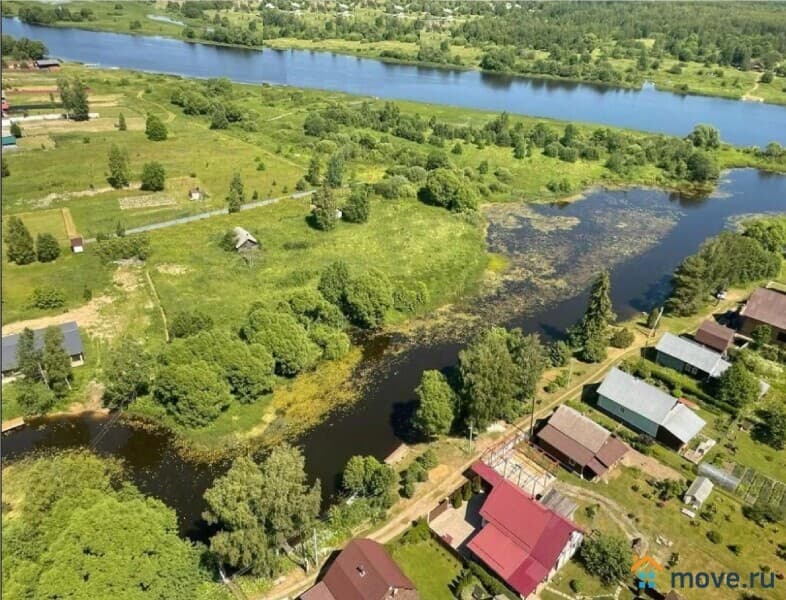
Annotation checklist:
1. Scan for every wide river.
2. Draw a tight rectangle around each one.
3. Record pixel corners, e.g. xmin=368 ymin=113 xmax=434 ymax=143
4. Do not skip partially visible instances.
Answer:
xmin=3 ymin=17 xmax=786 ymax=146
xmin=3 ymin=169 xmax=785 ymax=540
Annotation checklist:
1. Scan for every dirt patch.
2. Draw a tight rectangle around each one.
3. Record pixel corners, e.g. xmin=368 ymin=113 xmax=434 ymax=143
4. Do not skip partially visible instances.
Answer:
xmin=1 ymin=295 xmax=113 ymax=337
xmin=620 ymin=450 xmax=681 ymax=480
xmin=156 ymin=263 xmax=190 ymax=276
xmin=119 ymin=194 xmax=177 ymax=210
xmin=26 ymin=186 xmax=118 ymax=209
xmin=19 ymin=117 xmax=120 ymax=134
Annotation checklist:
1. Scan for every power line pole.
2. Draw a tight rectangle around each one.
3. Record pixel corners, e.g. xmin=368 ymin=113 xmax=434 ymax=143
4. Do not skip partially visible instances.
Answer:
xmin=468 ymin=422 xmax=474 ymax=454
xmin=313 ymin=528 xmax=319 ymax=570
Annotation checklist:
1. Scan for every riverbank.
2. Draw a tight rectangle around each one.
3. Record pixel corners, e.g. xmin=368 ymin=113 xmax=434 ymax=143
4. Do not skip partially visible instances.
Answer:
xmin=4 ymin=3 xmax=784 ymax=108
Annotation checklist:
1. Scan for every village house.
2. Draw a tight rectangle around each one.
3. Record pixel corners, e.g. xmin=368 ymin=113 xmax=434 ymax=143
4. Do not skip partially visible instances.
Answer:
xmin=70 ymin=236 xmax=84 ymax=254
xmin=299 ymin=538 xmax=418 ymax=600
xmin=739 ymin=287 xmax=786 ymax=344
xmin=467 ymin=463 xmax=584 ymax=598
xmin=2 ymin=322 xmax=84 ymax=382
xmin=596 ymin=368 xmax=706 ymax=451
xmin=535 ymin=405 xmax=628 ymax=480
xmin=34 ymin=58 xmax=61 ymax=70
xmin=655 ymin=332 xmax=731 ymax=380
xmin=683 ymin=477 xmax=714 ymax=510
xmin=693 ymin=319 xmax=735 ymax=354
xmin=232 ymin=226 xmax=259 ymax=252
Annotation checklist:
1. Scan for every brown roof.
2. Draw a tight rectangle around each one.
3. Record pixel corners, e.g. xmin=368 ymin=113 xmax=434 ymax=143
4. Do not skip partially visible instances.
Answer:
xmin=537 ymin=424 xmax=595 ymax=467
xmin=306 ymin=539 xmax=417 ymax=600
xmin=741 ymin=288 xmax=786 ymax=330
xmin=595 ymin=436 xmax=628 ymax=467
xmin=694 ymin=320 xmax=735 ymax=353
xmin=547 ymin=405 xmax=609 ymax=452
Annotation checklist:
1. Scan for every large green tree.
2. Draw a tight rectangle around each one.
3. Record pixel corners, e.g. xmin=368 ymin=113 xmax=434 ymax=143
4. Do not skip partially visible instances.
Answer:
xmin=57 ymin=76 xmax=89 ymax=121
xmin=42 ymin=326 xmax=72 ymax=398
xmin=5 ymin=216 xmax=36 ymax=265
xmin=342 ymin=186 xmax=371 ymax=223
xmin=318 ymin=260 xmax=351 ymax=306
xmin=153 ymin=360 xmax=233 ymax=427
xmin=325 ymin=152 xmax=344 ymax=188
xmin=145 ymin=114 xmax=168 ymax=141
xmin=311 ymin=186 xmax=339 ymax=231
xmin=413 ymin=370 xmax=456 ymax=438
xmin=755 ymin=403 xmax=786 ymax=450
xmin=140 ymin=161 xmax=166 ymax=191
xmin=35 ymin=232 xmax=60 ymax=263
xmin=342 ymin=455 xmax=397 ymax=508
xmin=101 ymin=338 xmax=154 ymax=409
xmin=107 ymin=144 xmax=130 ymax=188
xmin=343 ymin=269 xmax=394 ymax=328
xmin=227 ymin=171 xmax=245 ymax=213
xmin=16 ymin=327 xmax=42 ymax=381
xmin=716 ymin=361 xmax=760 ymax=408
xmin=16 ymin=381 xmax=56 ymax=416
xmin=242 ymin=308 xmax=320 ymax=376
xmin=418 ymin=168 xmax=477 ymax=212
xmin=203 ymin=447 xmax=321 ymax=577
xmin=579 ymin=534 xmax=632 ymax=585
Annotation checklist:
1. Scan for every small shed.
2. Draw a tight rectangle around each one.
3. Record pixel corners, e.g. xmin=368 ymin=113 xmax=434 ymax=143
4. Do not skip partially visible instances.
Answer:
xmin=2 ymin=135 xmax=17 ymax=147
xmin=188 ymin=187 xmax=204 ymax=201
xmin=70 ymin=237 xmax=84 ymax=254
xmin=232 ymin=227 xmax=259 ymax=252
xmin=684 ymin=477 xmax=714 ymax=510
xmin=694 ymin=320 xmax=735 ymax=354
xmin=34 ymin=58 xmax=61 ymax=69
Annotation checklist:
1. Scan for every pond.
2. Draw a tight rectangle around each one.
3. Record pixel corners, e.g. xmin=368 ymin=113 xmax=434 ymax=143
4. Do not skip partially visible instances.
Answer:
xmin=2 ymin=17 xmax=785 ymax=146
xmin=3 ymin=169 xmax=784 ymax=541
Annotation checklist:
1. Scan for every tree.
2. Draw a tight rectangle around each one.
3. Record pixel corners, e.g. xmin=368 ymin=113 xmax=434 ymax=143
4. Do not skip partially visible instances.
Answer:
xmin=57 ymin=76 xmax=89 ymax=121
xmin=169 ymin=309 xmax=213 ymax=339
xmin=210 ymin=105 xmax=229 ymax=129
xmin=343 ymin=269 xmax=394 ymax=328
xmin=107 ymin=144 xmax=130 ymax=188
xmin=145 ymin=114 xmax=168 ymax=141
xmin=242 ymin=308 xmax=320 ymax=376
xmin=751 ymin=325 xmax=772 ymax=347
xmin=579 ymin=534 xmax=631 ymax=585
xmin=573 ymin=271 xmax=616 ymax=362
xmin=2 ymin=156 xmax=9 ymax=178
xmin=204 ymin=448 xmax=321 ymax=577
xmin=42 ymin=326 xmax=72 ymax=397
xmin=140 ymin=161 xmax=166 ymax=191
xmin=342 ymin=186 xmax=371 ymax=223
xmin=10 ymin=121 xmax=22 ymax=138
xmin=5 ymin=216 xmax=36 ymax=265
xmin=35 ymin=232 xmax=61 ymax=263
xmin=117 ymin=112 xmax=127 ymax=131
xmin=687 ymin=124 xmax=720 ymax=149
xmin=306 ymin=155 xmax=321 ymax=185
xmin=413 ymin=370 xmax=455 ymax=438
xmin=16 ymin=327 xmax=42 ymax=382
xmin=458 ymin=327 xmax=546 ymax=428
xmin=687 ymin=151 xmax=719 ymax=182
xmin=30 ymin=286 xmax=66 ymax=309
xmin=311 ymin=187 xmax=339 ymax=231
xmin=342 ymin=455 xmax=397 ymax=508
xmin=325 ymin=153 xmax=344 ymax=188
xmin=102 ymin=339 xmax=153 ymax=408
xmin=16 ymin=381 xmax=56 ymax=416
xmin=227 ymin=171 xmax=245 ymax=213
xmin=318 ymin=260 xmax=351 ymax=306
xmin=153 ymin=361 xmax=232 ymax=427
xmin=716 ymin=361 xmax=760 ymax=408
xmin=418 ymin=168 xmax=478 ymax=212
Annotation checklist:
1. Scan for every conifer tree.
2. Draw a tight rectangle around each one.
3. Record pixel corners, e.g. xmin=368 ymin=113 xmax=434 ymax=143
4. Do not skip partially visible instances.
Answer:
xmin=573 ymin=271 xmax=616 ymax=362
xmin=42 ymin=326 xmax=72 ymax=398
xmin=5 ymin=216 xmax=36 ymax=265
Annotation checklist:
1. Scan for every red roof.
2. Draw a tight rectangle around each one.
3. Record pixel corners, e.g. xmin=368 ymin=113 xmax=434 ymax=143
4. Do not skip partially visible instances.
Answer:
xmin=468 ymin=462 xmax=581 ymax=597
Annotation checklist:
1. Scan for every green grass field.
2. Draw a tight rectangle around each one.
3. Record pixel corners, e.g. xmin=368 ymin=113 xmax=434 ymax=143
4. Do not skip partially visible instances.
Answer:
xmin=390 ymin=538 xmax=463 ymax=600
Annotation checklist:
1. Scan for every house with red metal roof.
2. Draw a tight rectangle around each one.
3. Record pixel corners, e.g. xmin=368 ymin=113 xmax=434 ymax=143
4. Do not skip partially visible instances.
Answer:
xmin=299 ymin=538 xmax=418 ymax=600
xmin=468 ymin=462 xmax=583 ymax=598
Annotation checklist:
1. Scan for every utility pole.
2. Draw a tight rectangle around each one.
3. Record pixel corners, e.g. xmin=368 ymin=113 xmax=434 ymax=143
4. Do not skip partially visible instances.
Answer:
xmin=468 ymin=422 xmax=474 ymax=454
xmin=313 ymin=528 xmax=319 ymax=570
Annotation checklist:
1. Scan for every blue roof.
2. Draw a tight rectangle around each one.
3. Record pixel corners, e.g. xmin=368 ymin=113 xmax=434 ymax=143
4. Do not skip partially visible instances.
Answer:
xmin=2 ymin=135 xmax=17 ymax=146
xmin=2 ymin=322 xmax=84 ymax=372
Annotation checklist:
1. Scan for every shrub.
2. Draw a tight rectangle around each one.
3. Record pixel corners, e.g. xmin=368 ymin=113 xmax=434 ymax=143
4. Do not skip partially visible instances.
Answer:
xmin=569 ymin=580 xmax=582 ymax=593
xmin=95 ymin=233 xmax=151 ymax=262
xmin=451 ymin=490 xmax=463 ymax=509
xmin=610 ymin=328 xmax=634 ymax=348
xmin=140 ymin=161 xmax=166 ymax=191
xmin=707 ymin=530 xmax=722 ymax=544
xmin=145 ymin=114 xmax=168 ymax=141
xmin=29 ymin=286 xmax=65 ymax=309
xmin=35 ymin=232 xmax=61 ymax=263
xmin=169 ymin=310 xmax=214 ymax=339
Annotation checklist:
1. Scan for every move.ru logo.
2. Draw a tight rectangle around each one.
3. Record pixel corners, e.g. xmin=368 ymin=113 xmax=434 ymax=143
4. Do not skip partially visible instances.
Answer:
xmin=631 ymin=554 xmax=664 ymax=589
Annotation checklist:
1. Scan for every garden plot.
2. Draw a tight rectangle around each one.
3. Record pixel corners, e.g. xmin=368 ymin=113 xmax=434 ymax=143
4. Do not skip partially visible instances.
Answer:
xmin=119 ymin=194 xmax=177 ymax=210
xmin=731 ymin=463 xmax=786 ymax=509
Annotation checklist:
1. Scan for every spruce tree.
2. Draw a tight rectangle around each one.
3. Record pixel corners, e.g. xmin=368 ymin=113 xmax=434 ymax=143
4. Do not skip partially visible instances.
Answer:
xmin=107 ymin=145 xmax=130 ymax=188
xmin=311 ymin=187 xmax=338 ymax=231
xmin=306 ymin=155 xmax=321 ymax=185
xmin=36 ymin=232 xmax=61 ymax=263
xmin=118 ymin=112 xmax=127 ymax=131
xmin=574 ymin=271 xmax=616 ymax=362
xmin=227 ymin=172 xmax=245 ymax=213
xmin=42 ymin=326 xmax=72 ymax=398
xmin=5 ymin=216 xmax=36 ymax=265
xmin=16 ymin=328 xmax=43 ymax=382
xmin=325 ymin=153 xmax=344 ymax=188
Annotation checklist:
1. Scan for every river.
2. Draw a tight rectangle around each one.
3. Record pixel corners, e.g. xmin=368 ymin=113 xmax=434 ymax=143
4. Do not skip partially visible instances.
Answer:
xmin=3 ymin=169 xmax=784 ymax=540
xmin=3 ymin=17 xmax=786 ymax=147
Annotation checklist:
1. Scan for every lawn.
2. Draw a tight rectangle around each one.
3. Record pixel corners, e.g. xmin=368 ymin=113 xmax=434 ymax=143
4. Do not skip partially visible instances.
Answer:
xmin=390 ymin=538 xmax=463 ymax=600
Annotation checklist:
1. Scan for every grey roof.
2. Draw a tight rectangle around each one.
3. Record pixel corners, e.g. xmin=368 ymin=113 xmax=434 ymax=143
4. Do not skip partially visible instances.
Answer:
xmin=232 ymin=226 xmax=258 ymax=249
xmin=597 ymin=367 xmax=675 ymax=425
xmin=2 ymin=322 xmax=83 ymax=372
xmin=656 ymin=332 xmax=731 ymax=377
xmin=661 ymin=403 xmax=706 ymax=443
xmin=684 ymin=477 xmax=714 ymax=504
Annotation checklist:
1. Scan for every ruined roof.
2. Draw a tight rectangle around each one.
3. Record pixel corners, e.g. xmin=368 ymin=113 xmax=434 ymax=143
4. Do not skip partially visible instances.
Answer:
xmin=741 ymin=287 xmax=786 ymax=330
xmin=232 ymin=226 xmax=258 ymax=249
